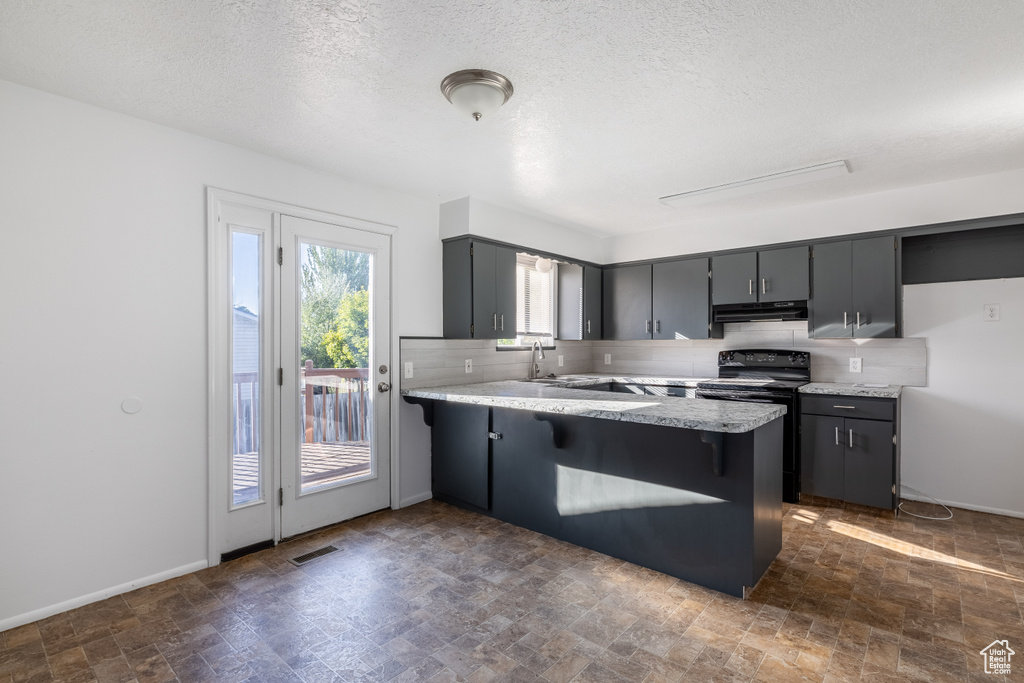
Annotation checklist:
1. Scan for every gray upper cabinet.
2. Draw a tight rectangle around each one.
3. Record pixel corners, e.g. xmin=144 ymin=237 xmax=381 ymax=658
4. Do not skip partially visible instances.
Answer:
xmin=557 ymin=264 xmax=603 ymax=340
xmin=653 ymin=258 xmax=718 ymax=340
xmin=604 ymin=259 xmax=719 ymax=341
xmin=712 ymin=247 xmax=809 ymax=305
xmin=811 ymin=235 xmax=897 ymax=338
xmin=583 ymin=266 xmax=602 ymax=339
xmin=443 ymin=238 xmax=516 ymax=339
xmin=603 ymin=264 xmax=652 ymax=340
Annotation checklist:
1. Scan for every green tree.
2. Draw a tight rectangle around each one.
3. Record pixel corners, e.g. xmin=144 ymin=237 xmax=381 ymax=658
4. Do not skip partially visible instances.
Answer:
xmin=300 ymin=246 xmax=369 ymax=367
xmin=324 ymin=289 xmax=370 ymax=368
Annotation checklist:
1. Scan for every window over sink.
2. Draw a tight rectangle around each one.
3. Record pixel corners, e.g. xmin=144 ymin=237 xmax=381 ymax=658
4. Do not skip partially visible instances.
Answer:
xmin=498 ymin=252 xmax=556 ymax=348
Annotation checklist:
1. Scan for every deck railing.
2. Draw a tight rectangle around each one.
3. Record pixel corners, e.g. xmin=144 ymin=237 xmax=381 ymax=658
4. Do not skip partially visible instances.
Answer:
xmin=231 ymin=363 xmax=371 ymax=454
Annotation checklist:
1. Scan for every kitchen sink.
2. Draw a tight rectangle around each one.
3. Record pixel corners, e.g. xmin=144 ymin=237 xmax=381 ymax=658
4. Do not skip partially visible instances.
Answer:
xmin=516 ymin=377 xmax=566 ymax=384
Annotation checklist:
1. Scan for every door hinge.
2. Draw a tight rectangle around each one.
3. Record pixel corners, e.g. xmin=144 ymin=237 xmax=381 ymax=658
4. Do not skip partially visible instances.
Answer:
xmin=279 ymin=488 xmax=284 ymax=506
xmin=488 ymin=431 xmax=502 ymax=440
xmin=470 ymin=324 xmax=474 ymax=335
xmin=893 ymin=433 xmax=897 ymax=445
xmin=708 ymin=270 xmax=712 ymax=279
xmin=470 ymin=244 xmax=474 ymax=256
xmin=894 ymin=238 xmax=898 ymax=250
xmin=277 ymin=247 xmax=283 ymax=265
xmin=278 ymin=368 xmax=284 ymax=386
xmin=892 ymin=484 xmax=896 ymax=495
xmin=809 ymin=249 xmax=814 ymax=258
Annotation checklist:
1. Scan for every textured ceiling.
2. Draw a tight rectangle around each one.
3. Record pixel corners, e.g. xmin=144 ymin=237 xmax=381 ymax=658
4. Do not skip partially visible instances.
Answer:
xmin=2 ymin=0 xmax=1023 ymax=237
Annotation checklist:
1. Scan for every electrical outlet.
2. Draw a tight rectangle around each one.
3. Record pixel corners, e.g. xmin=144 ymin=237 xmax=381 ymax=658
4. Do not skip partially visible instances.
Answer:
xmin=464 ymin=359 xmax=473 ymax=373
xmin=984 ymin=303 xmax=1001 ymax=321
xmin=404 ymin=361 xmax=414 ymax=379
xmin=849 ymin=357 xmax=863 ymax=373
xmin=558 ymin=355 xmax=564 ymax=367
xmin=604 ymin=354 xmax=611 ymax=365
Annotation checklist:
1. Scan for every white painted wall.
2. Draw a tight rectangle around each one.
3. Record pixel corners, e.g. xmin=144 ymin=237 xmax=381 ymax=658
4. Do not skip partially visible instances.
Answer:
xmin=607 ymin=167 xmax=1024 ymax=263
xmin=902 ymin=278 xmax=1024 ymax=517
xmin=0 ymin=80 xmax=441 ymax=628
xmin=440 ymin=196 xmax=607 ymax=264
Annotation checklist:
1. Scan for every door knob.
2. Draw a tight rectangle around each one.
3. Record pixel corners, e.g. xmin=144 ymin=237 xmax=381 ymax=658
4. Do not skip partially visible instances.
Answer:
xmin=377 ymin=382 xmax=391 ymax=393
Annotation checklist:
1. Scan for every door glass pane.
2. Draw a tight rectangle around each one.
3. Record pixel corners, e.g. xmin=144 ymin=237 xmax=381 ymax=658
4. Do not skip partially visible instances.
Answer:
xmin=298 ymin=243 xmax=372 ymax=492
xmin=231 ymin=231 xmax=261 ymax=506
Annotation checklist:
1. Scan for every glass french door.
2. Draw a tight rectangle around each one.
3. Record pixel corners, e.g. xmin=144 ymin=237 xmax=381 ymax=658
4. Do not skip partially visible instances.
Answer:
xmin=279 ymin=214 xmax=391 ymax=538
xmin=209 ymin=189 xmax=392 ymax=561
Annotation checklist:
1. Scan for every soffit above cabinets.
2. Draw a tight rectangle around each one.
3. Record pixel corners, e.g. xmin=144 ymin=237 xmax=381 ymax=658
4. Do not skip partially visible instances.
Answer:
xmin=2 ymin=1 xmax=1023 ymax=237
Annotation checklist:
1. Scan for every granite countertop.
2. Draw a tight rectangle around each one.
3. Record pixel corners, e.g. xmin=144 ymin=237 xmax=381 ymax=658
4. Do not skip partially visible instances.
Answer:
xmin=799 ymin=383 xmax=902 ymax=399
xmin=401 ymin=377 xmax=785 ymax=433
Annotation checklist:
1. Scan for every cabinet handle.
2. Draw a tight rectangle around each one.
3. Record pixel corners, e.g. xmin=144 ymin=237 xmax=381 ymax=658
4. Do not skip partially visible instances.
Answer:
xmin=645 ymin=320 xmax=651 ymax=333
xmin=835 ymin=427 xmax=840 ymax=446
xmin=586 ymin=320 xmax=591 ymax=334
xmin=492 ymin=313 xmax=498 ymax=330
xmin=500 ymin=314 xmax=504 ymax=331
xmin=833 ymin=405 xmax=856 ymax=409
xmin=655 ymin=320 xmax=661 ymax=333
xmin=762 ymin=278 xmax=767 ymax=294
xmin=748 ymin=279 xmax=753 ymax=295
xmin=843 ymin=312 xmax=849 ymax=329
xmin=856 ymin=311 xmax=862 ymax=329
xmin=848 ymin=429 xmax=854 ymax=448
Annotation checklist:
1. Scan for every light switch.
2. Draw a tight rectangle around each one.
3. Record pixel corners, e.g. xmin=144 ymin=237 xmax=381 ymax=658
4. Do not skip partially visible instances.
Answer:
xmin=604 ymin=354 xmax=611 ymax=365
xmin=404 ymin=362 xmax=414 ymax=379
xmin=558 ymin=355 xmax=564 ymax=367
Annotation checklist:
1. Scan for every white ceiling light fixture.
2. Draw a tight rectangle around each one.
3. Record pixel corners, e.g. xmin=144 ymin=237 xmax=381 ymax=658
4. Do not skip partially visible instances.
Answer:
xmin=440 ymin=69 xmax=514 ymax=121
xmin=660 ymin=160 xmax=851 ymax=208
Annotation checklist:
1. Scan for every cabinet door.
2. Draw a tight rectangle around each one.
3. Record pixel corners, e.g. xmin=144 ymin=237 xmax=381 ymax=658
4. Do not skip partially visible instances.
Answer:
xmin=759 ymin=246 xmax=809 ymax=302
xmin=800 ymin=414 xmax=845 ymax=499
xmin=843 ymin=418 xmax=894 ymax=509
xmin=583 ymin=266 xmax=603 ymax=339
xmin=810 ymin=240 xmax=853 ymax=338
xmin=431 ymin=402 xmax=490 ymax=510
xmin=603 ymin=264 xmax=652 ymax=340
xmin=851 ymin=236 xmax=897 ymax=338
xmin=653 ymin=258 xmax=711 ymax=340
xmin=494 ymin=246 xmax=517 ymax=338
xmin=442 ymin=238 xmax=473 ymax=338
xmin=557 ymin=263 xmax=583 ymax=340
xmin=471 ymin=241 xmax=497 ymax=339
xmin=712 ymin=252 xmax=758 ymax=305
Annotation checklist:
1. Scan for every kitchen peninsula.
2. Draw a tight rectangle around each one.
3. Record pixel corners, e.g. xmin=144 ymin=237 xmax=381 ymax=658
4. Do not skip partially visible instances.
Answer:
xmin=403 ymin=378 xmax=785 ymax=597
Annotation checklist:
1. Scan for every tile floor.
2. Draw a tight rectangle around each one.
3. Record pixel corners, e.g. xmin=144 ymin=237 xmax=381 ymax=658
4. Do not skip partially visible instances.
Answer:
xmin=2 ymin=499 xmax=1022 ymax=683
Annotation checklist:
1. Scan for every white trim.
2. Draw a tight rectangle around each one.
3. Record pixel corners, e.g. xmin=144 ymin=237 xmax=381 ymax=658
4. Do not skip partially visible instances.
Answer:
xmin=0 ymin=560 xmax=208 ymax=633
xmin=900 ymin=492 xmax=1024 ymax=520
xmin=209 ymin=187 xmax=397 ymax=237
xmin=399 ymin=491 xmax=433 ymax=508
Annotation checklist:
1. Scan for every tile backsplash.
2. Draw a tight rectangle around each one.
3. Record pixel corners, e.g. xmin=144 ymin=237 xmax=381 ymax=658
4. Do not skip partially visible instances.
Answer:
xmin=401 ymin=321 xmax=926 ymax=390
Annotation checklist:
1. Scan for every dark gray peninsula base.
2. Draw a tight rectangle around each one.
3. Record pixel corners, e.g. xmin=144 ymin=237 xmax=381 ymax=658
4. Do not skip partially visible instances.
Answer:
xmin=409 ymin=398 xmax=783 ymax=598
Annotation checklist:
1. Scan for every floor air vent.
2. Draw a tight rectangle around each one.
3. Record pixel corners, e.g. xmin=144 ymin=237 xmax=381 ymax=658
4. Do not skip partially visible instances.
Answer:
xmin=287 ymin=545 xmax=339 ymax=567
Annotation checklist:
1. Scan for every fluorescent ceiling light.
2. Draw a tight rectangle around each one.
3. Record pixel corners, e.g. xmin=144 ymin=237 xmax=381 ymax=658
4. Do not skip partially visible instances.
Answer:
xmin=660 ymin=160 xmax=850 ymax=208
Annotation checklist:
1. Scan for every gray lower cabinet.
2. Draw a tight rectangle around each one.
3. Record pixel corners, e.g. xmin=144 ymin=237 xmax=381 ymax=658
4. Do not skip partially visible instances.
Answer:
xmin=443 ymin=238 xmax=516 ymax=339
xmin=604 ymin=258 xmax=719 ymax=340
xmin=811 ymin=236 xmax=897 ymax=338
xmin=430 ymin=402 xmax=490 ymax=510
xmin=712 ymin=246 xmax=809 ymax=305
xmin=800 ymin=395 xmax=900 ymax=510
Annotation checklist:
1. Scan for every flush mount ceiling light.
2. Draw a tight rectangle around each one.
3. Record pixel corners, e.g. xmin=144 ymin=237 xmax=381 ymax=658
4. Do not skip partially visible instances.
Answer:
xmin=660 ymin=160 xmax=850 ymax=208
xmin=440 ymin=69 xmax=514 ymax=121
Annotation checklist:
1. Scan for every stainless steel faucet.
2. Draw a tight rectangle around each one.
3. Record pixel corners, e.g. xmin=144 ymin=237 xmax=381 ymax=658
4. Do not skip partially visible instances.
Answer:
xmin=530 ymin=340 xmax=546 ymax=379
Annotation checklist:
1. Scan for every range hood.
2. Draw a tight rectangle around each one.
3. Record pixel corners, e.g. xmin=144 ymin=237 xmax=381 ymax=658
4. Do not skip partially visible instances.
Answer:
xmin=712 ymin=301 xmax=808 ymax=323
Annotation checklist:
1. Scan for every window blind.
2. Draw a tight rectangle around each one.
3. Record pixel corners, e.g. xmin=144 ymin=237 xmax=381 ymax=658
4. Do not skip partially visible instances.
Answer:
xmin=516 ymin=253 xmax=554 ymax=336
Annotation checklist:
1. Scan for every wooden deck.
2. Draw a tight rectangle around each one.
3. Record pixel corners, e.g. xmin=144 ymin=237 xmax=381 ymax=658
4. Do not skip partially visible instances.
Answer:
xmin=232 ymin=441 xmax=371 ymax=503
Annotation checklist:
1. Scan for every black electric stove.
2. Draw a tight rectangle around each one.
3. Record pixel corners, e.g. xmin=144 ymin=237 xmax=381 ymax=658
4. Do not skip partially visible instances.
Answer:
xmin=696 ymin=350 xmax=811 ymax=503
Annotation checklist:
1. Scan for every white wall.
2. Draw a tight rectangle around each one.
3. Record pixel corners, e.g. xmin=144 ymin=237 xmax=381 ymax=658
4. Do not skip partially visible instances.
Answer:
xmin=607 ymin=167 xmax=1024 ymax=263
xmin=901 ymin=278 xmax=1024 ymax=518
xmin=0 ymin=80 xmax=441 ymax=628
xmin=440 ymin=196 xmax=607 ymax=264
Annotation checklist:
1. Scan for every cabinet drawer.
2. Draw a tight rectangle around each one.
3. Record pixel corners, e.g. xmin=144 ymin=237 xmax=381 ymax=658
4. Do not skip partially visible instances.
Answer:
xmin=800 ymin=395 xmax=894 ymax=421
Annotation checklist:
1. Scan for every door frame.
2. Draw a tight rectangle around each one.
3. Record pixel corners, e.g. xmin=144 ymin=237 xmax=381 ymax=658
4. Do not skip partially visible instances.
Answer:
xmin=206 ymin=188 xmax=399 ymax=567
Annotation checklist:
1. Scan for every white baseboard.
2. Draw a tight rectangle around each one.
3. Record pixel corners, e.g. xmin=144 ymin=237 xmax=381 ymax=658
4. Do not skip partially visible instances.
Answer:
xmin=398 ymin=491 xmax=433 ymax=508
xmin=0 ymin=559 xmax=208 ymax=633
xmin=900 ymin=492 xmax=1024 ymax=520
